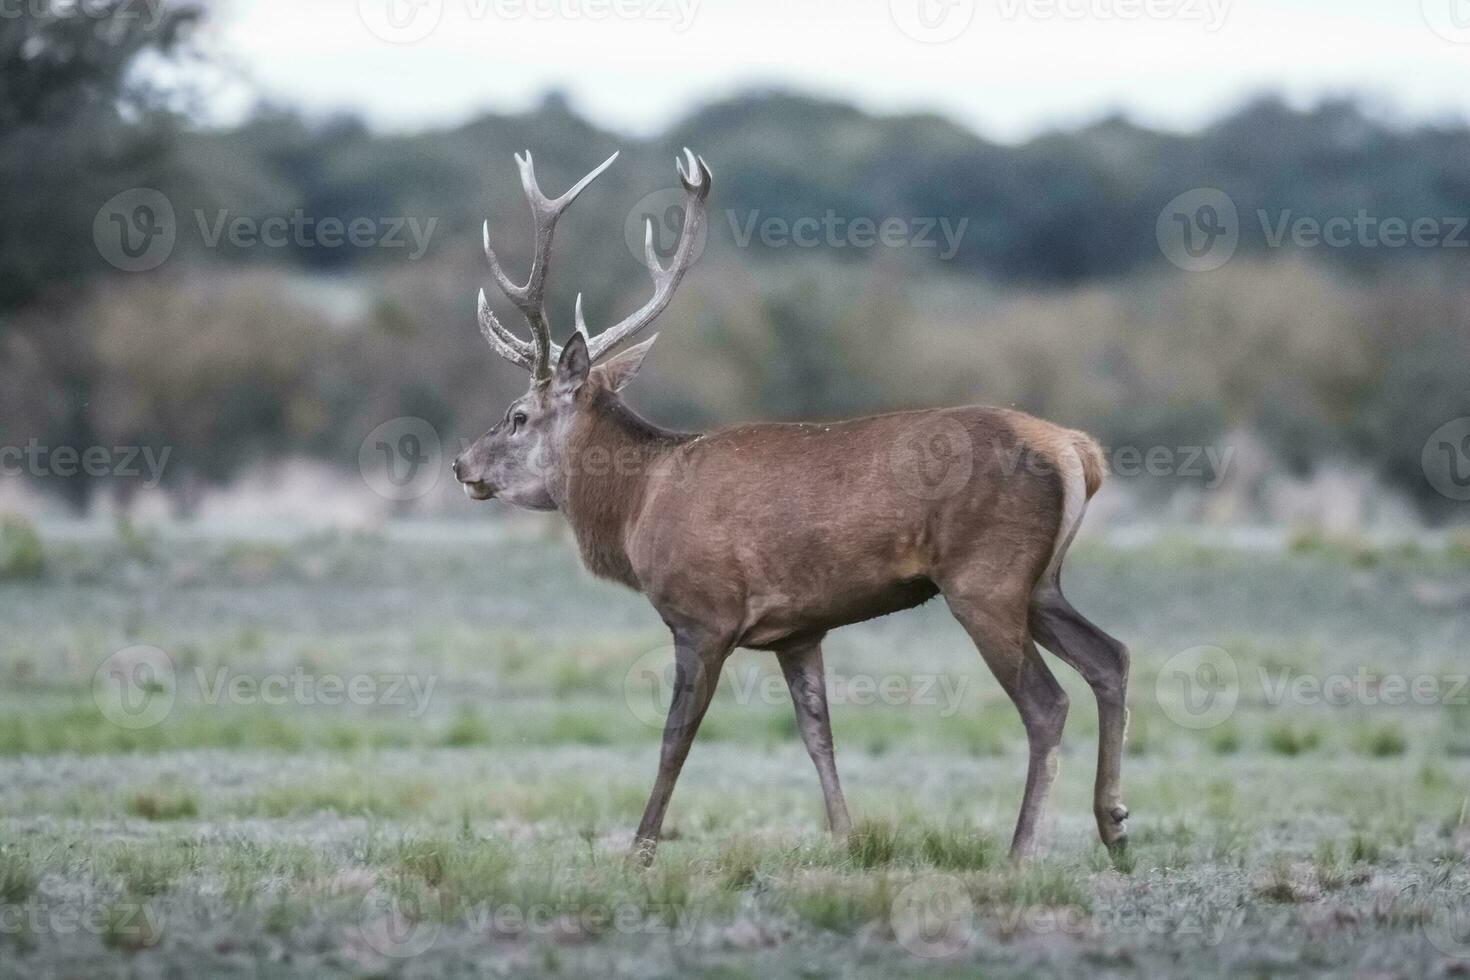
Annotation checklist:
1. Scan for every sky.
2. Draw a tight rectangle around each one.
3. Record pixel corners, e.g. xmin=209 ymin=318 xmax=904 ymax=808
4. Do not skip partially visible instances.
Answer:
xmin=187 ymin=0 xmax=1470 ymax=140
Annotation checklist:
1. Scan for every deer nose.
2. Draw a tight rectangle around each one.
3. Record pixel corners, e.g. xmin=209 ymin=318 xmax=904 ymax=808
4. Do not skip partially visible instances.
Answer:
xmin=451 ymin=457 xmax=464 ymax=480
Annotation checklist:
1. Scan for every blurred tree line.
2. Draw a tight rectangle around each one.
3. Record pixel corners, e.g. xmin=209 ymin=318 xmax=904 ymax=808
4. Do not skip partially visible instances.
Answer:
xmin=0 ymin=1 xmax=199 ymax=509
xmin=2 ymin=5 xmax=1468 ymax=518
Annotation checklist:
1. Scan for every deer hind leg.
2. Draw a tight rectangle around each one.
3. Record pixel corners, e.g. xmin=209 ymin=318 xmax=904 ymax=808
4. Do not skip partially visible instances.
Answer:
xmin=1030 ymin=583 xmax=1130 ymax=851
xmin=942 ymin=587 xmax=1069 ymax=860
xmin=775 ymin=638 xmax=852 ymax=837
xmin=632 ymin=629 xmax=731 ymax=865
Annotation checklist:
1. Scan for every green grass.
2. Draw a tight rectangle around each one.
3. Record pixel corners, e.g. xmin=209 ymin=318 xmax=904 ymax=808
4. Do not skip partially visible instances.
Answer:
xmin=1 ymin=524 xmax=1469 ymax=977
xmin=784 ymin=873 xmax=896 ymax=933
xmin=126 ymin=784 xmax=201 ymax=821
xmin=0 ymin=847 xmax=36 ymax=903
xmin=1264 ymin=722 xmax=1324 ymax=756
xmin=108 ymin=841 xmax=197 ymax=896
xmin=1354 ymin=721 xmax=1409 ymax=758
xmin=919 ymin=826 xmax=1000 ymax=871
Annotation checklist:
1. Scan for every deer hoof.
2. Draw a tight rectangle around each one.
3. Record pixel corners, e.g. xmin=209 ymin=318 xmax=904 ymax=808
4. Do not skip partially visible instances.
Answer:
xmin=629 ymin=836 xmax=658 ymax=868
xmin=1097 ymin=804 xmax=1129 ymax=851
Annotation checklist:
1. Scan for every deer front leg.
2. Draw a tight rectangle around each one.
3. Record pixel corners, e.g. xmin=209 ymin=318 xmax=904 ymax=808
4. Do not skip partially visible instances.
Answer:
xmin=776 ymin=639 xmax=852 ymax=837
xmin=632 ymin=632 xmax=730 ymax=865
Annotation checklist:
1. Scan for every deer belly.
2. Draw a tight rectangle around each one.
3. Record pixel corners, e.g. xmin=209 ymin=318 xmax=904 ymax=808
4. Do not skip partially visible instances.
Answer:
xmin=737 ymin=567 xmax=940 ymax=649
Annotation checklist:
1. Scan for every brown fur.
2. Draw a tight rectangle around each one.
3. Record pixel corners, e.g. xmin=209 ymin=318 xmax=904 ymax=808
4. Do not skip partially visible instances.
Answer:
xmin=1075 ymin=432 xmax=1106 ymax=498
xmin=564 ymin=395 xmax=1064 ymax=648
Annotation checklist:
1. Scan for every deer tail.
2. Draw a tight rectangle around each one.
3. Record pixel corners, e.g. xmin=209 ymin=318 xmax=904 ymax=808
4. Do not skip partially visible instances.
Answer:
xmin=1071 ymin=432 xmax=1105 ymax=500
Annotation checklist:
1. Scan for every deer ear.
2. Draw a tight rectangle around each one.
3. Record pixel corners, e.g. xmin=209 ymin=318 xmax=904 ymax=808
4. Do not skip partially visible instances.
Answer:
xmin=552 ymin=331 xmax=590 ymax=395
xmin=593 ymin=334 xmax=657 ymax=392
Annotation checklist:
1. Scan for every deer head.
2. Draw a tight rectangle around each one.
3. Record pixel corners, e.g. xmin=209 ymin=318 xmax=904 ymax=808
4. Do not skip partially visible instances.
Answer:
xmin=452 ymin=148 xmax=711 ymax=507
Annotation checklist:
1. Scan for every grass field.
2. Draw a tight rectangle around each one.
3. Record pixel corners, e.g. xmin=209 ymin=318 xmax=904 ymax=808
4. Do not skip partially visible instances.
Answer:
xmin=2 ymin=520 xmax=1470 ymax=977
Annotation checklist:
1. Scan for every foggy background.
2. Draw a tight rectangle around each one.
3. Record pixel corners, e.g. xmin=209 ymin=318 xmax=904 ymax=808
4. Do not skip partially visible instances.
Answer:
xmin=3 ymin=0 xmax=1470 ymax=533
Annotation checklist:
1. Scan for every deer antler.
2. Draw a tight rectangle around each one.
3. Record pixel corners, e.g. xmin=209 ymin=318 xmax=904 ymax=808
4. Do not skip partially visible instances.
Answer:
xmin=478 ymin=150 xmax=619 ymax=379
xmin=477 ymin=148 xmax=712 ymax=379
xmin=578 ymin=148 xmax=711 ymax=363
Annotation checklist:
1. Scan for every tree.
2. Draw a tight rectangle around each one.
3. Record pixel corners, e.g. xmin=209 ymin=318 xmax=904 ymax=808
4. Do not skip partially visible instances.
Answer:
xmin=0 ymin=2 xmax=200 ymax=510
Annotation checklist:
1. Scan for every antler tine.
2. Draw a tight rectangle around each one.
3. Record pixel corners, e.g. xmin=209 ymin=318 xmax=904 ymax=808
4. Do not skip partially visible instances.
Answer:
xmin=477 ymin=288 xmax=536 ymax=372
xmin=583 ymin=148 xmax=712 ymax=363
xmin=480 ymin=150 xmax=620 ymax=379
xmin=643 ymin=218 xmax=664 ymax=275
xmin=573 ymin=293 xmax=591 ymax=340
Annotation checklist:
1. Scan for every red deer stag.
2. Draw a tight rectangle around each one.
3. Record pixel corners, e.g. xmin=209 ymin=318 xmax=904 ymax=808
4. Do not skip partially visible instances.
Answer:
xmin=452 ymin=149 xmax=1130 ymax=863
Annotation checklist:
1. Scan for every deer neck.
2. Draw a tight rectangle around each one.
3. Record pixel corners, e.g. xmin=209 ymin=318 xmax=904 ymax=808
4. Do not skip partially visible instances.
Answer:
xmin=558 ymin=388 xmax=694 ymax=588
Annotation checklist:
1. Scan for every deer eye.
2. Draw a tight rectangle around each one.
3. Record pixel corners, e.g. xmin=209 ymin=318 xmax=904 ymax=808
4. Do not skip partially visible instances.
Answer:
xmin=511 ymin=411 xmax=528 ymax=431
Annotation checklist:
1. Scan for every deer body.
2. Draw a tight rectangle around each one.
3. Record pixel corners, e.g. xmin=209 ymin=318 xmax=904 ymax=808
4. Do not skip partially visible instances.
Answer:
xmin=568 ymin=400 xmax=1077 ymax=649
xmin=453 ymin=149 xmax=1131 ymax=862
